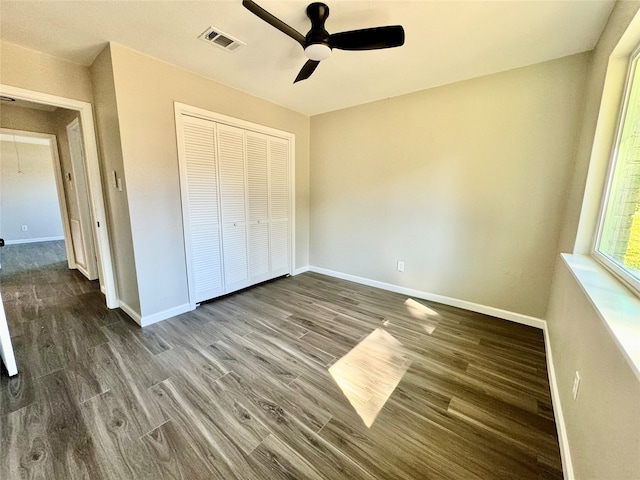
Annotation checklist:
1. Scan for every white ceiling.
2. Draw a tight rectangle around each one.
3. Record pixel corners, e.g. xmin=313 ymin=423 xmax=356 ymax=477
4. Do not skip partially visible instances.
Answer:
xmin=0 ymin=0 xmax=615 ymax=116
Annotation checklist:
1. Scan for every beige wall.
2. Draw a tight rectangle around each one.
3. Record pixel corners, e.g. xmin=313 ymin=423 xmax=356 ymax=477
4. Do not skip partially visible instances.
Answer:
xmin=0 ymin=41 xmax=93 ymax=103
xmin=0 ymin=103 xmax=56 ymax=134
xmin=547 ymin=261 xmax=640 ymax=479
xmin=310 ymin=54 xmax=589 ymax=319
xmin=546 ymin=2 xmax=640 ymax=479
xmin=107 ymin=43 xmax=310 ymax=317
xmin=90 ymin=46 xmax=140 ymax=314
xmin=0 ymin=137 xmax=63 ymax=241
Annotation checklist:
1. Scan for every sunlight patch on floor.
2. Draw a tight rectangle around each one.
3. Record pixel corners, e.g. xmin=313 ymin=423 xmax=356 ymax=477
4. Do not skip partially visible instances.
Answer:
xmin=329 ymin=328 xmax=412 ymax=428
xmin=403 ymin=298 xmax=439 ymax=334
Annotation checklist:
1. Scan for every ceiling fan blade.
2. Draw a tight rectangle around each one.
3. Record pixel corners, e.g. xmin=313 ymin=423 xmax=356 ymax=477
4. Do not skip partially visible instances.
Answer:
xmin=242 ymin=0 xmax=306 ymax=47
xmin=330 ymin=25 xmax=405 ymax=51
xmin=294 ymin=60 xmax=321 ymax=83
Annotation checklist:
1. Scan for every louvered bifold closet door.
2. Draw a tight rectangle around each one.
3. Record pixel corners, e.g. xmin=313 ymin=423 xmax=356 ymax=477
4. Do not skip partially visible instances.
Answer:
xmin=246 ymin=131 xmax=271 ymax=283
xmin=217 ymin=124 xmax=250 ymax=293
xmin=180 ymin=116 xmax=224 ymax=303
xmin=269 ymin=137 xmax=290 ymax=276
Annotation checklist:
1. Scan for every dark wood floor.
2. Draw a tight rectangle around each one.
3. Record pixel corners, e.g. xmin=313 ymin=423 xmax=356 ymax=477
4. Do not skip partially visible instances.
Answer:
xmin=0 ymin=241 xmax=563 ymax=479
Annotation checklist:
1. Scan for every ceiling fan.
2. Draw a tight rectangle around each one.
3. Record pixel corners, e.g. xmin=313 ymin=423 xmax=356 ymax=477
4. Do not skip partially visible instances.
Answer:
xmin=242 ymin=0 xmax=405 ymax=83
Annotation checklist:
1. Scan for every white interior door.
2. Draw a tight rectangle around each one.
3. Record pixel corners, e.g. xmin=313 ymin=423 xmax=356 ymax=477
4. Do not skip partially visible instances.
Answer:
xmin=67 ymin=119 xmax=98 ymax=280
xmin=269 ymin=137 xmax=290 ymax=275
xmin=246 ymin=131 xmax=271 ymax=283
xmin=178 ymin=115 xmax=225 ymax=303
xmin=218 ymin=123 xmax=250 ymax=293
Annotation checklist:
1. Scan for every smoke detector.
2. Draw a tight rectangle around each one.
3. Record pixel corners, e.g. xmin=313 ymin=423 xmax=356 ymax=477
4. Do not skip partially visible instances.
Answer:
xmin=199 ymin=26 xmax=245 ymax=52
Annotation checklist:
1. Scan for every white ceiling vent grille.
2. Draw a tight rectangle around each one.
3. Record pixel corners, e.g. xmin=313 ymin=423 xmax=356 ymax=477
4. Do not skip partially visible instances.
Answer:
xmin=199 ymin=27 xmax=245 ymax=52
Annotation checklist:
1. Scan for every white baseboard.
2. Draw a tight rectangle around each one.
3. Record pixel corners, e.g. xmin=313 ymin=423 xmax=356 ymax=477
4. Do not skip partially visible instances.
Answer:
xmin=118 ymin=300 xmax=192 ymax=327
xmin=293 ymin=265 xmax=310 ymax=275
xmin=308 ymin=266 xmax=546 ymax=329
xmin=118 ymin=300 xmax=142 ymax=326
xmin=543 ymin=324 xmax=574 ymax=479
xmin=142 ymin=303 xmax=192 ymax=327
xmin=5 ymin=236 xmax=64 ymax=245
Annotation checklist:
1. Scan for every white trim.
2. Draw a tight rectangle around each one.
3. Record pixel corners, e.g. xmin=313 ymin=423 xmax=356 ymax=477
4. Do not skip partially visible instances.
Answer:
xmin=118 ymin=301 xmax=142 ymax=326
xmin=4 ymin=236 xmax=65 ymax=245
xmin=0 ymin=295 xmax=18 ymax=376
xmin=308 ymin=266 xmax=546 ymax=329
xmin=175 ymin=102 xmax=296 ymax=139
xmin=143 ymin=304 xmax=192 ymax=327
xmin=0 ymin=133 xmax=49 ymax=145
xmin=542 ymin=323 xmax=574 ymax=480
xmin=591 ymin=42 xmax=640 ymax=295
xmin=0 ymin=84 xmax=118 ymax=308
xmin=294 ymin=265 xmax=310 ymax=275
xmin=119 ymin=301 xmax=192 ymax=328
xmin=561 ymin=253 xmax=640 ymax=381
xmin=575 ymin=10 xmax=640 ymax=254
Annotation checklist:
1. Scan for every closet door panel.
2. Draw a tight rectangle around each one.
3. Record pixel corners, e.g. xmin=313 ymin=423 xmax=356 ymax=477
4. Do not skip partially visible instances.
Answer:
xmin=249 ymin=222 xmax=270 ymax=280
xmin=217 ymin=124 xmax=247 ymax=224
xmin=269 ymin=137 xmax=290 ymax=277
xmin=246 ymin=132 xmax=269 ymax=222
xmin=191 ymin=224 xmax=223 ymax=299
xmin=222 ymin=224 xmax=249 ymax=291
xmin=217 ymin=123 xmax=249 ymax=292
xmin=269 ymin=138 xmax=289 ymax=221
xmin=246 ymin=131 xmax=271 ymax=282
xmin=270 ymin=220 xmax=289 ymax=274
xmin=180 ymin=117 xmax=224 ymax=302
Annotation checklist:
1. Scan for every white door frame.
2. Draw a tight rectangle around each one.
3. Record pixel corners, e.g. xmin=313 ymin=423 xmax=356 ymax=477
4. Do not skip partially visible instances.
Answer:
xmin=0 ymin=84 xmax=118 ymax=308
xmin=0 ymin=128 xmax=76 ymax=268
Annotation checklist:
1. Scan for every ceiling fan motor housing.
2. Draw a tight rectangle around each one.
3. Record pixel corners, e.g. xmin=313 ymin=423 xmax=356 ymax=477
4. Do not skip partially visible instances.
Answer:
xmin=304 ymin=2 xmax=332 ymax=60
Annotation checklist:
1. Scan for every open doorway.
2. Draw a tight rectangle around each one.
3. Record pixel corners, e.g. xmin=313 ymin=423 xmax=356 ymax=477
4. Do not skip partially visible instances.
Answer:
xmin=0 ymin=84 xmax=117 ymax=308
xmin=0 ymin=126 xmax=98 ymax=281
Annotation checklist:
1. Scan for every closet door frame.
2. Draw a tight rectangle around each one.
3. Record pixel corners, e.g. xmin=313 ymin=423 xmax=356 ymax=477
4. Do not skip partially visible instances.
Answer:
xmin=174 ymin=102 xmax=295 ymax=309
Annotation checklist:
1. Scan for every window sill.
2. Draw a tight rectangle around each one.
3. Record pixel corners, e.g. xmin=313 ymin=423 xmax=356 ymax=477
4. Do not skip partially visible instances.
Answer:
xmin=561 ymin=253 xmax=640 ymax=381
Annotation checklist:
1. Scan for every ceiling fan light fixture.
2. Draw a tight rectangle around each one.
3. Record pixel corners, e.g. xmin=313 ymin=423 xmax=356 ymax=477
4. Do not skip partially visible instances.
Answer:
xmin=243 ymin=1 xmax=405 ymax=82
xmin=304 ymin=43 xmax=331 ymax=61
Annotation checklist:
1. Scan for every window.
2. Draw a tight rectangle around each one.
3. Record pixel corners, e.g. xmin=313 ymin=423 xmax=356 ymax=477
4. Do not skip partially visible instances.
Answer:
xmin=595 ymin=45 xmax=640 ymax=294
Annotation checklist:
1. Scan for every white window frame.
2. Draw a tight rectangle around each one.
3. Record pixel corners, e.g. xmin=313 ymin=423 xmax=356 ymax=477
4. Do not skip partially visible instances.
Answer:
xmin=593 ymin=43 xmax=640 ymax=296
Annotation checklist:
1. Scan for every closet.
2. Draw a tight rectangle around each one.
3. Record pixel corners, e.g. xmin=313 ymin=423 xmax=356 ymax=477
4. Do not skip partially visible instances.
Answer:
xmin=175 ymin=105 xmax=293 ymax=306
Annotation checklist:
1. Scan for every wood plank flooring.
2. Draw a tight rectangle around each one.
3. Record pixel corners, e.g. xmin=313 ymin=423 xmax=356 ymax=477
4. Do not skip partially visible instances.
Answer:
xmin=0 ymin=241 xmax=563 ymax=479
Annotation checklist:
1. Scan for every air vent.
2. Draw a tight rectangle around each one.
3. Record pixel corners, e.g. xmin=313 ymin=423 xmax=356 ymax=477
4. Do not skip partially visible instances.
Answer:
xmin=199 ymin=26 xmax=245 ymax=52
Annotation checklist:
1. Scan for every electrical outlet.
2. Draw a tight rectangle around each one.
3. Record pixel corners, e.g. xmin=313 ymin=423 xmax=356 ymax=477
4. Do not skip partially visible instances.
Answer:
xmin=572 ymin=371 xmax=581 ymax=400
xmin=397 ymin=261 xmax=405 ymax=272
xmin=21 ymin=225 xmax=28 ymax=232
